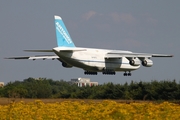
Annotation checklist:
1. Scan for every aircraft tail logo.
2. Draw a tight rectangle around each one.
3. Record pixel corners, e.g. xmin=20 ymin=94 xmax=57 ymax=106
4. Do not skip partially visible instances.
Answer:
xmin=54 ymin=16 xmax=75 ymax=47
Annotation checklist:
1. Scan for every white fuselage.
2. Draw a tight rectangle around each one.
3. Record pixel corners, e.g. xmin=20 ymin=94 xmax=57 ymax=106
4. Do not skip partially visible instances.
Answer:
xmin=53 ymin=47 xmax=140 ymax=72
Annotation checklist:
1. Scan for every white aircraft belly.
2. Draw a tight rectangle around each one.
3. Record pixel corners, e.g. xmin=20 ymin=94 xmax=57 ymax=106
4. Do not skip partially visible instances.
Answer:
xmin=56 ymin=51 xmax=140 ymax=72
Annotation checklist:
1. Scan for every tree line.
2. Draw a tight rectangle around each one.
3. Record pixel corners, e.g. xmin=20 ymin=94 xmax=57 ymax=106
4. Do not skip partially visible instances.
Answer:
xmin=0 ymin=77 xmax=180 ymax=100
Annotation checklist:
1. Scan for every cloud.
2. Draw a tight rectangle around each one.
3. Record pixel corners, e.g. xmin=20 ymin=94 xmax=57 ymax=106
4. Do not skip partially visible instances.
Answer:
xmin=146 ymin=17 xmax=158 ymax=26
xmin=110 ymin=13 xmax=136 ymax=24
xmin=82 ymin=11 xmax=136 ymax=25
xmin=141 ymin=13 xmax=158 ymax=26
xmin=82 ymin=11 xmax=97 ymax=20
xmin=96 ymin=23 xmax=111 ymax=32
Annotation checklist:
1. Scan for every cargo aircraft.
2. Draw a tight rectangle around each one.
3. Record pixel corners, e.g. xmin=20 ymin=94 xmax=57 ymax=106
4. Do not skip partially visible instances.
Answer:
xmin=6 ymin=15 xmax=173 ymax=76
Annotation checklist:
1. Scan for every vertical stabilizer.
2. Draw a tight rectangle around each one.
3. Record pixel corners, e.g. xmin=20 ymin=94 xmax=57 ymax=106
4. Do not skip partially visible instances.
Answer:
xmin=54 ymin=15 xmax=75 ymax=47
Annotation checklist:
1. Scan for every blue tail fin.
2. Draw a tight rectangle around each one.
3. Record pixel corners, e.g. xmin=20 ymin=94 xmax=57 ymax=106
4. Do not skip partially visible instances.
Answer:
xmin=54 ymin=16 xmax=75 ymax=47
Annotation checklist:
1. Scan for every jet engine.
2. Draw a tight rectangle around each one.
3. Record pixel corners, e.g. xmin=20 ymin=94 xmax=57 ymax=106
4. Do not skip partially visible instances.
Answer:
xmin=62 ymin=62 xmax=73 ymax=68
xmin=141 ymin=59 xmax=153 ymax=67
xmin=129 ymin=58 xmax=141 ymax=66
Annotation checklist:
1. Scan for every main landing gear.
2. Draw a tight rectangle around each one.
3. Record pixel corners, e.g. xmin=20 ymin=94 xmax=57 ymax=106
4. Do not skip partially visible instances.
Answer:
xmin=84 ymin=70 xmax=116 ymax=75
xmin=102 ymin=71 xmax=116 ymax=75
xmin=123 ymin=72 xmax=131 ymax=76
xmin=84 ymin=71 xmax=97 ymax=75
xmin=84 ymin=70 xmax=131 ymax=76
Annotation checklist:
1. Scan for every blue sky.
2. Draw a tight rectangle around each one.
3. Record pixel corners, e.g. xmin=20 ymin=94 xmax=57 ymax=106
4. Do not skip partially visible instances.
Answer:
xmin=0 ymin=1 xmax=179 ymax=84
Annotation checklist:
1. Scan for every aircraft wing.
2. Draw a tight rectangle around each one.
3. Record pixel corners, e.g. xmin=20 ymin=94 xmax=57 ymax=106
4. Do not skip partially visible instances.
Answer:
xmin=5 ymin=55 xmax=59 ymax=60
xmin=105 ymin=52 xmax=173 ymax=59
xmin=151 ymin=54 xmax=173 ymax=57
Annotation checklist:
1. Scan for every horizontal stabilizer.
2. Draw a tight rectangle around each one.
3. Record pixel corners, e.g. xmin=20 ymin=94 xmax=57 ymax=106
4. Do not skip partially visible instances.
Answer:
xmin=24 ymin=50 xmax=53 ymax=52
xmin=53 ymin=47 xmax=86 ymax=52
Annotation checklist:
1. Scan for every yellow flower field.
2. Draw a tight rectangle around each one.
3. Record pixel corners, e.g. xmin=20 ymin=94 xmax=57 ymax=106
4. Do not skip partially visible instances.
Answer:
xmin=0 ymin=100 xmax=180 ymax=120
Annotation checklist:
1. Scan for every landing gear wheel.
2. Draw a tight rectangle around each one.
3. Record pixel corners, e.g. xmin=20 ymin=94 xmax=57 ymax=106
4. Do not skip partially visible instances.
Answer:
xmin=123 ymin=73 xmax=127 ymax=76
xmin=102 ymin=70 xmax=116 ymax=75
xmin=124 ymin=72 xmax=131 ymax=76
xmin=128 ymin=73 xmax=131 ymax=76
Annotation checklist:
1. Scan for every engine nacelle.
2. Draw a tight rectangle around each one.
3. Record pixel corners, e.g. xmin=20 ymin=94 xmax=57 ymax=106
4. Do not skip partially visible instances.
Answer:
xmin=62 ymin=62 xmax=73 ymax=68
xmin=129 ymin=58 xmax=141 ymax=66
xmin=142 ymin=59 xmax=153 ymax=67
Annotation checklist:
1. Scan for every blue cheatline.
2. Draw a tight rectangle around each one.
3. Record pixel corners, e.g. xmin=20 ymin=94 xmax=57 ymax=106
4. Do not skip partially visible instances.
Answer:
xmin=54 ymin=16 xmax=75 ymax=47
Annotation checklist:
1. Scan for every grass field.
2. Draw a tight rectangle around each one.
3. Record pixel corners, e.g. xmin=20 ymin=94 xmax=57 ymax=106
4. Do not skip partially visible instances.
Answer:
xmin=0 ymin=97 xmax=151 ymax=105
xmin=0 ymin=98 xmax=180 ymax=119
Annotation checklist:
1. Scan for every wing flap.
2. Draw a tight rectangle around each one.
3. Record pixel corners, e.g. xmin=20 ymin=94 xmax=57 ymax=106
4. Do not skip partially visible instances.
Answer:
xmin=152 ymin=54 xmax=173 ymax=57
xmin=104 ymin=54 xmax=122 ymax=59
xmin=5 ymin=55 xmax=59 ymax=60
xmin=105 ymin=53 xmax=152 ymax=59
xmin=107 ymin=52 xmax=173 ymax=58
xmin=5 ymin=57 xmax=30 ymax=59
